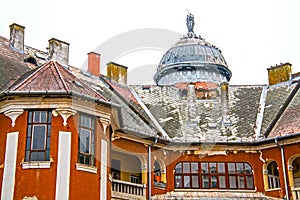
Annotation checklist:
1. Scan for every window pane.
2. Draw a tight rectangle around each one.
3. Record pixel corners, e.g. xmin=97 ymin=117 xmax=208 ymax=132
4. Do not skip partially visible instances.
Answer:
xmin=46 ymin=137 xmax=51 ymax=149
xmin=201 ymin=163 xmax=208 ymax=173
xmin=237 ymin=163 xmax=244 ymax=174
xmin=33 ymin=111 xmax=47 ymax=123
xmin=245 ymin=163 xmax=252 ymax=174
xmin=81 ymin=115 xmax=91 ymax=128
xmin=27 ymin=125 xmax=32 ymax=137
xmin=48 ymin=111 xmax=52 ymax=123
xmin=191 ymin=175 xmax=199 ymax=188
xmin=191 ymin=162 xmax=198 ymax=173
xmin=218 ymin=163 xmax=225 ymax=173
xmin=175 ymin=175 xmax=182 ymax=188
xmin=28 ymin=111 xmax=32 ymax=123
xmin=228 ymin=163 xmax=236 ymax=174
xmin=32 ymin=125 xmax=46 ymax=150
xmin=175 ymin=163 xmax=182 ymax=173
xmin=183 ymin=163 xmax=190 ymax=173
xmin=246 ymin=176 xmax=254 ymax=189
xmin=26 ymin=138 xmax=31 ymax=150
xmin=202 ymin=175 xmax=209 ymax=188
xmin=219 ymin=176 xmax=226 ymax=188
xmin=79 ymin=128 xmax=90 ymax=153
xmin=184 ymin=176 xmax=190 ymax=188
xmin=229 ymin=176 xmax=237 ymax=188
xmin=238 ymin=176 xmax=245 ymax=188
xmin=210 ymin=163 xmax=217 ymax=173
xmin=211 ymin=176 xmax=217 ymax=188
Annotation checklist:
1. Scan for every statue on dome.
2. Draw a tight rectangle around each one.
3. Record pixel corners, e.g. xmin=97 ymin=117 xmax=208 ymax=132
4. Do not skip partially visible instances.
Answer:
xmin=186 ymin=13 xmax=195 ymax=33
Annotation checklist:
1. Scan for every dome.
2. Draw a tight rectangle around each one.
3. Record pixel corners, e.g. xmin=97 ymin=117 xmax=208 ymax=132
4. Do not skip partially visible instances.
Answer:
xmin=154 ymin=15 xmax=231 ymax=86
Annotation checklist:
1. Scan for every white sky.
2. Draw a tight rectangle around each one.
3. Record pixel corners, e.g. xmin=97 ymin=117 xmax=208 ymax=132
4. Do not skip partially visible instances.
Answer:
xmin=1 ymin=0 xmax=300 ymax=85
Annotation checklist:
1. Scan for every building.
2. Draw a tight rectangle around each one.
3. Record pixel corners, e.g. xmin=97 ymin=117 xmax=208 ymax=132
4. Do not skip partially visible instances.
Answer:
xmin=1 ymin=15 xmax=300 ymax=200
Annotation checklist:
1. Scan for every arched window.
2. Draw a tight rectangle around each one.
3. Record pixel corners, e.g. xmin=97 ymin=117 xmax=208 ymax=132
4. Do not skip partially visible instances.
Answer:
xmin=267 ymin=161 xmax=280 ymax=189
xmin=174 ymin=162 xmax=254 ymax=190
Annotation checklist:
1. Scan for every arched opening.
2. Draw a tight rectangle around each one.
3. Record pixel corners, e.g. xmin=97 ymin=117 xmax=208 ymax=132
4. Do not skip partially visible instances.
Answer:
xmin=264 ymin=161 xmax=281 ymax=190
xmin=288 ymin=155 xmax=300 ymax=199
xmin=153 ymin=159 xmax=166 ymax=188
xmin=24 ymin=57 xmax=38 ymax=66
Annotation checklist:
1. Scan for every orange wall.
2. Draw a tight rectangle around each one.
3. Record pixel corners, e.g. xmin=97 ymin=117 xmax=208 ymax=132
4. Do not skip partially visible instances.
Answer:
xmin=0 ymin=111 xmax=111 ymax=199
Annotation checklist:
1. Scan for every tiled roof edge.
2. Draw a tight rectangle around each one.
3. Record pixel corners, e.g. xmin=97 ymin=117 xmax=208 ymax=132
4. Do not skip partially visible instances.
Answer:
xmin=129 ymin=87 xmax=171 ymax=141
xmin=264 ymin=81 xmax=300 ymax=137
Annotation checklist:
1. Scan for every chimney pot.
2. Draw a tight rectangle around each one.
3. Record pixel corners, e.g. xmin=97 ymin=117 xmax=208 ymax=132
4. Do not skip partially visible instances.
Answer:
xmin=9 ymin=23 xmax=25 ymax=53
xmin=88 ymin=52 xmax=101 ymax=76
xmin=48 ymin=38 xmax=69 ymax=65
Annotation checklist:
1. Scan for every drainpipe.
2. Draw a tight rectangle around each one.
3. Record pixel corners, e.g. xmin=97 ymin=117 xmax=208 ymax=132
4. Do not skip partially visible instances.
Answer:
xmin=148 ymin=135 xmax=159 ymax=200
xmin=275 ymin=137 xmax=290 ymax=200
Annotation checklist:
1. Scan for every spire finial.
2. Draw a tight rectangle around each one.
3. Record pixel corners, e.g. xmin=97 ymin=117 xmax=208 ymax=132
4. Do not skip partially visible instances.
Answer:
xmin=186 ymin=13 xmax=195 ymax=35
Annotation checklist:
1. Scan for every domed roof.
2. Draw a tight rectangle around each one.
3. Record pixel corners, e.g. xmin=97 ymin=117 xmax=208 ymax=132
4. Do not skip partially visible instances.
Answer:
xmin=154 ymin=14 xmax=231 ymax=86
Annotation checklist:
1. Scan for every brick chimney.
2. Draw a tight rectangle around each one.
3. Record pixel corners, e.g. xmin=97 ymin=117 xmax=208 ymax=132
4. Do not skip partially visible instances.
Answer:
xmin=9 ymin=23 xmax=25 ymax=53
xmin=48 ymin=38 xmax=69 ymax=65
xmin=267 ymin=63 xmax=292 ymax=85
xmin=107 ymin=62 xmax=128 ymax=85
xmin=88 ymin=52 xmax=100 ymax=76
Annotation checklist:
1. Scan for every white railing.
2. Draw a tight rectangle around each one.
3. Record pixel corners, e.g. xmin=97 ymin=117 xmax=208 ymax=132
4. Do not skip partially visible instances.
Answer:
xmin=292 ymin=187 xmax=300 ymax=200
xmin=112 ymin=179 xmax=146 ymax=199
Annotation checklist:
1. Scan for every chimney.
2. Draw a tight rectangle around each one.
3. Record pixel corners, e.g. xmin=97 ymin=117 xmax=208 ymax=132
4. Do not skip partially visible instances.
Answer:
xmin=9 ymin=23 xmax=25 ymax=53
xmin=48 ymin=38 xmax=69 ymax=65
xmin=107 ymin=62 xmax=128 ymax=85
xmin=88 ymin=52 xmax=100 ymax=76
xmin=267 ymin=63 xmax=292 ymax=85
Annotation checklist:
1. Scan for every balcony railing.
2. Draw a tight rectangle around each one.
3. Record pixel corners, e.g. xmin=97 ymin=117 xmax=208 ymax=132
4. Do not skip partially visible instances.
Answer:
xmin=112 ymin=179 xmax=146 ymax=200
xmin=292 ymin=187 xmax=300 ymax=200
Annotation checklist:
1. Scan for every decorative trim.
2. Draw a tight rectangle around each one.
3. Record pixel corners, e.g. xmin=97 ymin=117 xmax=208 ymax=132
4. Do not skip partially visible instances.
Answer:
xmin=55 ymin=108 xmax=77 ymax=126
xmin=4 ymin=109 xmax=24 ymax=127
xmin=1 ymin=132 xmax=19 ymax=200
xmin=21 ymin=161 xmax=51 ymax=169
xmin=55 ymin=131 xmax=71 ymax=200
xmin=76 ymin=163 xmax=97 ymax=174
xmin=99 ymin=117 xmax=110 ymax=135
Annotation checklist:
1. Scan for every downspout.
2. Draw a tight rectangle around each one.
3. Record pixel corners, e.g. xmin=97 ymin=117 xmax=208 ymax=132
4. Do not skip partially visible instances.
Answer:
xmin=148 ymin=135 xmax=159 ymax=200
xmin=275 ymin=137 xmax=290 ymax=200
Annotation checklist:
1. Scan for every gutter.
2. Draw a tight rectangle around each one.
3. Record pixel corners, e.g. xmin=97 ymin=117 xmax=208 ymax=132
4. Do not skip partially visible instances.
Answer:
xmin=275 ymin=137 xmax=290 ymax=200
xmin=0 ymin=90 xmax=118 ymax=108
xmin=148 ymin=135 xmax=159 ymax=200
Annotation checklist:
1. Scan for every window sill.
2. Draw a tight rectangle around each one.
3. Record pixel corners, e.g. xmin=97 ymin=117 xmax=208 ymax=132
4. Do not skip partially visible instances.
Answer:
xmin=265 ymin=188 xmax=281 ymax=192
xmin=76 ymin=163 xmax=97 ymax=174
xmin=22 ymin=161 xmax=51 ymax=169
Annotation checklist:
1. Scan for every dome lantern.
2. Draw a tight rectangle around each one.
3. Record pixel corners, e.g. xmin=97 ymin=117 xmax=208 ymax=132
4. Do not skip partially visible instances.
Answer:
xmin=154 ymin=14 xmax=232 ymax=87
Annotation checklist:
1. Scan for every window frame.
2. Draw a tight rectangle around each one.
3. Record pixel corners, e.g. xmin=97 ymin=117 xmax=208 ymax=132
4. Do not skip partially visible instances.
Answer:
xmin=174 ymin=161 xmax=254 ymax=190
xmin=25 ymin=110 xmax=52 ymax=162
xmin=78 ymin=113 xmax=96 ymax=166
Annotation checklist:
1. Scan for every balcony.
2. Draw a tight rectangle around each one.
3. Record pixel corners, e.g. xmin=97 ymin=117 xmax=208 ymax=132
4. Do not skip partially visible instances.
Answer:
xmin=112 ymin=179 xmax=146 ymax=200
xmin=292 ymin=187 xmax=300 ymax=200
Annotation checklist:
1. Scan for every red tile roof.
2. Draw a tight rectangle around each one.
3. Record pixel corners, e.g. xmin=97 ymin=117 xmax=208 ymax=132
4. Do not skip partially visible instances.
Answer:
xmin=8 ymin=61 xmax=108 ymax=102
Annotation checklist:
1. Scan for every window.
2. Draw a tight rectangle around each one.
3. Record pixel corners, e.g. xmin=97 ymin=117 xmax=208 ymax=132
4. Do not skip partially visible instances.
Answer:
xmin=130 ymin=174 xmax=141 ymax=184
xmin=25 ymin=110 xmax=52 ymax=161
xmin=267 ymin=161 xmax=280 ymax=189
xmin=78 ymin=114 xmax=95 ymax=166
xmin=112 ymin=159 xmax=121 ymax=180
xmin=174 ymin=162 xmax=254 ymax=190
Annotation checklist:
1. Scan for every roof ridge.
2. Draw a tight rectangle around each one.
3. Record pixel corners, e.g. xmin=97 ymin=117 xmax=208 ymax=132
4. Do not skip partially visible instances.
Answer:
xmin=53 ymin=61 xmax=69 ymax=91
